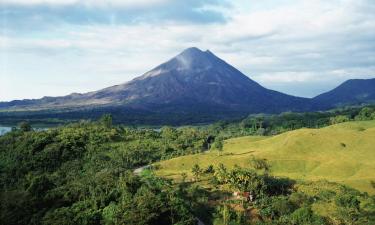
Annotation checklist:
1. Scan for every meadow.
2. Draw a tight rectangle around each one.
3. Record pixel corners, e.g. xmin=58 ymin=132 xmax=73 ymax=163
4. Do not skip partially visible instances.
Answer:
xmin=155 ymin=120 xmax=375 ymax=194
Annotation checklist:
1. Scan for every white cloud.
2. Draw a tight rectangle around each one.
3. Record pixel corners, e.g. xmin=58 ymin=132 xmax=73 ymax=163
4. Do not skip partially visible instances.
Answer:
xmin=1 ymin=0 xmax=170 ymax=8
xmin=1 ymin=0 xmax=375 ymax=100
xmin=255 ymin=72 xmax=318 ymax=83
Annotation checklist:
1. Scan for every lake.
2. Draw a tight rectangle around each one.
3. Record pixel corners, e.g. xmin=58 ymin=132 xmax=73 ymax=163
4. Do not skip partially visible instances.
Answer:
xmin=0 ymin=126 xmax=12 ymax=136
xmin=0 ymin=126 xmax=51 ymax=136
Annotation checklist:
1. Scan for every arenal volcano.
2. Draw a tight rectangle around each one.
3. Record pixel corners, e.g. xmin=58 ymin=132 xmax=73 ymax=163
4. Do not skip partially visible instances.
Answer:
xmin=0 ymin=47 xmax=312 ymax=116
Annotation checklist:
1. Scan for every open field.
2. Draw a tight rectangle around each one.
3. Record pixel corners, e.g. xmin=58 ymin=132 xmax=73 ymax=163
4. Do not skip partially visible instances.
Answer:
xmin=155 ymin=120 xmax=375 ymax=194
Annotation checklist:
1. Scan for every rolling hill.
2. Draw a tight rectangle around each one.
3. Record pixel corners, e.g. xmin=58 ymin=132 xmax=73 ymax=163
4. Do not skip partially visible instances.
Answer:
xmin=155 ymin=120 xmax=375 ymax=194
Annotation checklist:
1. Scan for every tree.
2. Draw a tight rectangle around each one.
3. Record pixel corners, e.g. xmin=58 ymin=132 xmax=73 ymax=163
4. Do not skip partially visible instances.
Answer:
xmin=250 ymin=157 xmax=270 ymax=172
xmin=355 ymin=107 xmax=375 ymax=121
xmin=290 ymin=206 xmax=326 ymax=225
xmin=214 ymin=163 xmax=228 ymax=184
xmin=100 ymin=114 xmax=113 ymax=128
xmin=160 ymin=126 xmax=177 ymax=140
xmin=181 ymin=172 xmax=188 ymax=183
xmin=335 ymin=194 xmax=360 ymax=210
xmin=204 ymin=164 xmax=215 ymax=174
xmin=226 ymin=168 xmax=267 ymax=197
xmin=221 ymin=204 xmax=231 ymax=225
xmin=330 ymin=115 xmax=350 ymax=124
xmin=19 ymin=121 xmax=32 ymax=132
xmin=191 ymin=164 xmax=202 ymax=181
xmin=212 ymin=139 xmax=223 ymax=151
xmin=256 ymin=128 xmax=266 ymax=136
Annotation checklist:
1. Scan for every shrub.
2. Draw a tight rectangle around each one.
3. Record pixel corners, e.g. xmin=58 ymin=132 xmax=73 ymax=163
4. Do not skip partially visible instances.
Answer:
xmin=317 ymin=190 xmax=336 ymax=201
xmin=250 ymin=157 xmax=270 ymax=171
xmin=335 ymin=194 xmax=360 ymax=210
xmin=290 ymin=207 xmax=327 ymax=225
xmin=204 ymin=165 xmax=215 ymax=174
xmin=330 ymin=115 xmax=350 ymax=124
xmin=355 ymin=107 xmax=375 ymax=121
xmin=19 ymin=121 xmax=32 ymax=132
xmin=211 ymin=139 xmax=223 ymax=151
xmin=259 ymin=196 xmax=295 ymax=219
xmin=192 ymin=164 xmax=202 ymax=181
xmin=289 ymin=192 xmax=311 ymax=207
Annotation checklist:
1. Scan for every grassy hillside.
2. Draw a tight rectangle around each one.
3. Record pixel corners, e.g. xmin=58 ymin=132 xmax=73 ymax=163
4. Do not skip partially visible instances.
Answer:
xmin=155 ymin=120 xmax=375 ymax=194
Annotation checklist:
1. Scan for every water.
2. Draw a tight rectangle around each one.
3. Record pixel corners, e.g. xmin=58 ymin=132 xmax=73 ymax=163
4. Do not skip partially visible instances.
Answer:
xmin=0 ymin=126 xmax=50 ymax=136
xmin=0 ymin=126 xmax=12 ymax=136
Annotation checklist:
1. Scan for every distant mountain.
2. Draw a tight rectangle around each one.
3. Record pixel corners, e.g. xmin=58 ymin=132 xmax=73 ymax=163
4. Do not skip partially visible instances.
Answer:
xmin=313 ymin=78 xmax=375 ymax=108
xmin=0 ymin=47 xmax=374 ymax=124
xmin=0 ymin=47 xmax=311 ymax=114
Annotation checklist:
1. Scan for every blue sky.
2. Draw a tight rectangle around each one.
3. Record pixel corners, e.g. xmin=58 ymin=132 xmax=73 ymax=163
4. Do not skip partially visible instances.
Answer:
xmin=1 ymin=0 xmax=375 ymax=101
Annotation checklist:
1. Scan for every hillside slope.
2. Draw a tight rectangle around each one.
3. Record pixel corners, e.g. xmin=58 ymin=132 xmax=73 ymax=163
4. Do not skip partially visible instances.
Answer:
xmin=155 ymin=120 xmax=375 ymax=194
xmin=313 ymin=78 xmax=375 ymax=108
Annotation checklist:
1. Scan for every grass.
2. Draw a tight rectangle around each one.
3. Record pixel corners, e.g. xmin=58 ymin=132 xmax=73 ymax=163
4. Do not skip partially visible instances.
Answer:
xmin=155 ymin=120 xmax=375 ymax=194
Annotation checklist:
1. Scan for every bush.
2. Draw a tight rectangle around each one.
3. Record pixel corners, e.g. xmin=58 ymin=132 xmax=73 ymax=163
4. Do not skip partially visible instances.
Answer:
xmin=272 ymin=197 xmax=295 ymax=216
xmin=335 ymin=194 xmax=360 ymax=209
xmin=204 ymin=165 xmax=215 ymax=174
xmin=289 ymin=192 xmax=311 ymax=207
xmin=192 ymin=164 xmax=202 ymax=181
xmin=250 ymin=157 xmax=270 ymax=171
xmin=211 ymin=139 xmax=223 ymax=151
xmin=259 ymin=196 xmax=295 ymax=219
xmin=290 ymin=207 xmax=326 ymax=225
xmin=355 ymin=107 xmax=375 ymax=121
xmin=19 ymin=121 xmax=32 ymax=132
xmin=317 ymin=190 xmax=336 ymax=201
xmin=330 ymin=115 xmax=350 ymax=124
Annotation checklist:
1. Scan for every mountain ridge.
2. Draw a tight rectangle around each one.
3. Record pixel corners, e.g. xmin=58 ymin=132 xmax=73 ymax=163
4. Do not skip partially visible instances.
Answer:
xmin=1 ymin=47 xmax=374 ymax=124
xmin=312 ymin=78 xmax=375 ymax=108
xmin=0 ymin=47 xmax=312 ymax=113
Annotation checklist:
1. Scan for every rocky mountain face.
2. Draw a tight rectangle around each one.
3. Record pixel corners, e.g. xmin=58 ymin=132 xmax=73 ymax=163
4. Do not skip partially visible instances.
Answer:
xmin=0 ymin=47 xmax=312 ymax=114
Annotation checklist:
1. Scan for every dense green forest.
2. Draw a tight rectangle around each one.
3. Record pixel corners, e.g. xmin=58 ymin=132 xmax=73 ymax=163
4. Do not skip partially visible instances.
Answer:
xmin=209 ymin=105 xmax=375 ymax=137
xmin=0 ymin=117 xmax=211 ymax=224
xmin=1 ymin=104 xmax=374 ymax=127
xmin=1 ymin=106 xmax=375 ymax=224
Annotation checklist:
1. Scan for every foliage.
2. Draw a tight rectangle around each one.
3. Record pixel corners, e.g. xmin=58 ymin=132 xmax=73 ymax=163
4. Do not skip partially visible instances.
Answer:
xmin=211 ymin=138 xmax=224 ymax=151
xmin=249 ymin=157 xmax=270 ymax=172
xmin=99 ymin=114 xmax=113 ymax=128
xmin=19 ymin=121 xmax=32 ymax=132
xmin=204 ymin=164 xmax=215 ymax=174
xmin=355 ymin=107 xmax=375 ymax=121
xmin=1 ymin=106 xmax=375 ymax=224
xmin=0 ymin=120 xmax=211 ymax=225
xmin=330 ymin=115 xmax=350 ymax=124
xmin=207 ymin=105 xmax=375 ymax=139
xmin=289 ymin=207 xmax=327 ymax=225
xmin=192 ymin=164 xmax=203 ymax=181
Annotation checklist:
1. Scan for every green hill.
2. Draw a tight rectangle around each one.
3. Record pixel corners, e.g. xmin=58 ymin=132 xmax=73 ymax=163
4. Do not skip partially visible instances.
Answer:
xmin=155 ymin=120 xmax=375 ymax=194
